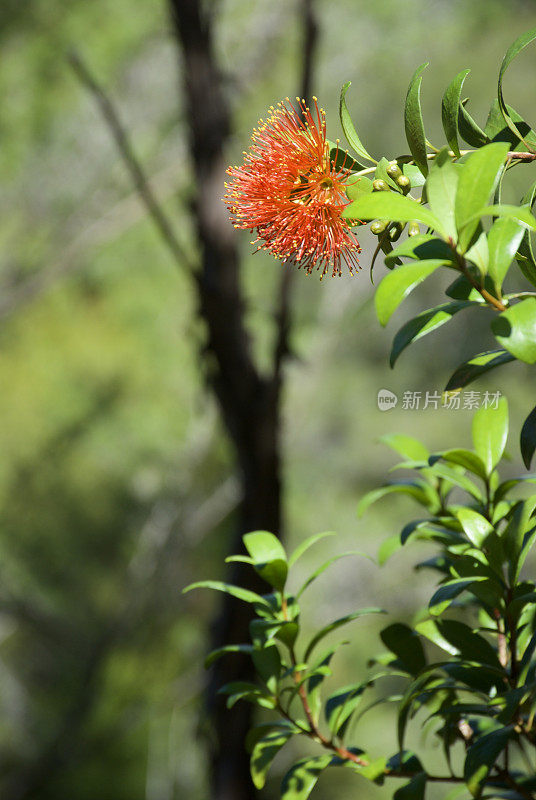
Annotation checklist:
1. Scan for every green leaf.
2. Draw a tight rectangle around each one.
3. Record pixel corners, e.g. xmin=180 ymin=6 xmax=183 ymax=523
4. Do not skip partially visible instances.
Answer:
xmin=445 ymin=349 xmax=515 ymax=392
xmin=405 ymin=63 xmax=429 ymax=175
xmin=280 ymin=755 xmax=333 ymax=800
xmin=445 ymin=274 xmax=485 ymax=302
xmin=288 ymin=532 xmax=336 ymax=567
xmin=297 ymin=551 xmax=367 ymax=598
xmin=465 ymin=231 xmax=489 ymax=275
xmin=426 ymin=148 xmax=460 ymax=240
xmin=403 ymin=163 xmax=426 ymax=187
xmin=521 ymin=404 xmax=536 ymax=469
xmin=502 ymin=498 xmax=536 ymax=582
xmin=385 ymin=234 xmax=453 ymax=268
xmin=182 ymin=580 xmax=271 ymax=608
xmin=325 ymin=682 xmax=367 ymax=737
xmin=466 ymin=203 xmax=536 ymax=230
xmin=459 ymin=100 xmax=488 ymax=148
xmin=394 ymin=773 xmax=427 ymax=800
xmin=339 ymin=82 xmax=376 ymax=164
xmin=415 ymin=619 xmax=458 ymax=655
xmin=492 ymin=297 xmax=536 ymax=363
xmin=442 ymin=69 xmax=471 ymax=158
xmin=436 ymin=619 xmax=501 ymax=668
xmin=472 ymin=396 xmax=509 ymax=475
xmin=328 ymin=140 xmax=364 ymax=172
xmin=345 ymin=175 xmax=373 ymax=202
xmin=375 ymin=157 xmax=402 ymax=192
xmin=375 ymin=260 xmax=446 ymax=326
xmin=378 ymin=535 xmax=403 ymax=565
xmin=386 ymin=750 xmax=423 ymax=776
xmin=485 ymin=98 xmax=536 ymax=149
xmin=243 ymin=531 xmax=288 ymax=591
xmin=380 ymin=623 xmax=425 ymax=675
xmin=464 ymin=725 xmax=513 ymax=796
xmin=456 ymin=508 xmax=494 ymax=548
xmin=205 ymin=644 xmax=253 ymax=669
xmin=378 ymin=433 xmax=429 ymax=461
xmin=250 ymin=730 xmax=294 ymax=789
xmin=455 ymin=142 xmax=510 ymax=251
xmin=390 ymin=301 xmax=473 ymax=366
xmin=516 ymin=180 xmax=536 ymax=288
xmin=434 ymin=449 xmax=487 ymax=480
xmin=305 ymin=609 xmax=384 ymax=661
xmin=429 ymin=577 xmax=485 ymax=616
xmin=357 ymin=480 xmax=439 ymax=516
xmin=341 ymin=191 xmax=442 ymax=231
xmin=487 ymin=216 xmax=525 ymax=291
xmin=252 ymin=644 xmax=281 ymax=693
xmin=498 ymin=27 xmax=536 ymax=153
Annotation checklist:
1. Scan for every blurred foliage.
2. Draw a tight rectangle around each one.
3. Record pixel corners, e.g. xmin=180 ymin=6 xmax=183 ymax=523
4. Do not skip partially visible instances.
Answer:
xmin=1 ymin=0 xmax=536 ymax=798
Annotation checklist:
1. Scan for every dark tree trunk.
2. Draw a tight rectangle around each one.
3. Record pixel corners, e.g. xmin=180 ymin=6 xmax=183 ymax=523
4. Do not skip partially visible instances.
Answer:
xmin=170 ymin=1 xmax=317 ymax=797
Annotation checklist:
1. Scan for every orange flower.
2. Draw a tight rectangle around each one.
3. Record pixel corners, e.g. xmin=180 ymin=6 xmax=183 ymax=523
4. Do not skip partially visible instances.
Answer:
xmin=224 ymin=97 xmax=361 ymax=279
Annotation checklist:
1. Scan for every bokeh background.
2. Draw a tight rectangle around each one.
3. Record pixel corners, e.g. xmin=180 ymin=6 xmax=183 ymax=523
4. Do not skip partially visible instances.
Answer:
xmin=1 ymin=1 xmax=536 ymax=798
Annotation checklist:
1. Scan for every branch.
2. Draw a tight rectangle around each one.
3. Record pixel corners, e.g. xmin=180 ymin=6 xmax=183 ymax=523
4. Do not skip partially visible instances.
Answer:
xmin=68 ymin=50 xmax=196 ymax=277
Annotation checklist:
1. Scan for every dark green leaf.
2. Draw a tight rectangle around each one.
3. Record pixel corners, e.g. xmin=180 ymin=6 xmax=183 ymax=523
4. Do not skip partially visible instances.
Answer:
xmin=429 ymin=578 xmax=485 ymax=616
xmin=385 ymin=234 xmax=453 ymax=268
xmin=325 ymin=682 xmax=367 ymax=737
xmin=459 ymin=99 xmax=488 ymax=148
xmin=485 ymin=99 xmax=536 ymax=149
xmin=521 ymin=404 xmax=536 ymax=469
xmin=252 ymin=644 xmax=281 ymax=693
xmin=380 ymin=623 xmax=425 ymax=675
xmin=442 ymin=70 xmax=471 ymax=157
xmin=445 ymin=349 xmax=515 ymax=392
xmin=394 ymin=773 xmax=427 ymax=800
xmin=328 ymin=140 xmax=364 ymax=172
xmin=405 ymin=63 xmax=429 ymax=175
xmin=491 ymin=297 xmax=536 ymax=363
xmin=390 ymin=301 xmax=473 ymax=366
xmin=357 ymin=480 xmax=439 ymax=516
xmin=464 ymin=725 xmax=513 ymax=796
xmin=436 ymin=619 xmax=501 ymax=668
xmin=205 ymin=644 xmax=253 ymax=669
xmin=516 ymin=180 xmax=536 ymax=288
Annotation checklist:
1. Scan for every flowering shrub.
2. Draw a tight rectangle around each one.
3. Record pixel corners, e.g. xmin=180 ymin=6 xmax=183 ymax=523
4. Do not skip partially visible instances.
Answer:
xmin=187 ymin=26 xmax=536 ymax=800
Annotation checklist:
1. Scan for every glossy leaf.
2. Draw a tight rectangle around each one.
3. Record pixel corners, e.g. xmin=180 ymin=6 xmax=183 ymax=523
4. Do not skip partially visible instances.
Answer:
xmin=454 ymin=142 xmax=510 ymax=250
xmin=465 ymin=231 xmax=489 ymax=275
xmin=390 ymin=301 xmax=473 ymax=366
xmin=357 ymin=480 xmax=439 ymax=516
xmin=445 ymin=349 xmax=515 ymax=392
xmin=325 ymin=682 xmax=367 ymax=737
xmin=429 ymin=577 xmax=485 ymax=616
xmin=516 ymin=180 xmax=536 ymax=288
xmin=385 ymin=234 xmax=453 ymax=267
xmin=471 ymin=396 xmax=508 ymax=475
xmin=339 ymin=82 xmax=376 ymax=164
xmin=252 ymin=644 xmax=281 ymax=693
xmin=521 ymin=404 xmax=536 ymax=469
xmin=404 ymin=63 xmax=429 ymax=175
xmin=434 ymin=449 xmax=487 ymax=480
xmin=342 ymin=191 xmax=442 ymax=231
xmin=378 ymin=434 xmax=429 ymax=461
xmin=426 ymin=147 xmax=459 ymax=239
xmin=487 ymin=216 xmax=525 ymax=290
xmin=456 ymin=508 xmax=494 ymax=548
xmin=441 ymin=69 xmax=470 ymax=157
xmin=436 ymin=619 xmax=501 ymax=668
xmin=243 ymin=530 xmax=288 ymax=590
xmin=375 ymin=260 xmax=446 ymax=326
xmin=492 ymin=297 xmax=536 ymax=363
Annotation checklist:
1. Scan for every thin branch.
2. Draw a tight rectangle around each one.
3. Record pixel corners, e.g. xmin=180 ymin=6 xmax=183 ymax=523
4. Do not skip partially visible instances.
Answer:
xmin=68 ymin=50 xmax=196 ymax=276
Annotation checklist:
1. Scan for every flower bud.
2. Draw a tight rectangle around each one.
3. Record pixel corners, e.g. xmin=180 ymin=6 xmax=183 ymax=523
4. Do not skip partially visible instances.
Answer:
xmin=372 ymin=179 xmax=390 ymax=192
xmin=370 ymin=219 xmax=389 ymax=235
xmin=396 ymin=174 xmax=411 ymax=193
xmin=386 ymin=162 xmax=402 ymax=179
xmin=408 ymin=221 xmax=421 ymax=237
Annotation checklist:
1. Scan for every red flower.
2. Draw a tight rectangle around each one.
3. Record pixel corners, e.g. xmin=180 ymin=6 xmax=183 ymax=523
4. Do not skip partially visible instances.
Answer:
xmin=224 ymin=97 xmax=361 ymax=279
